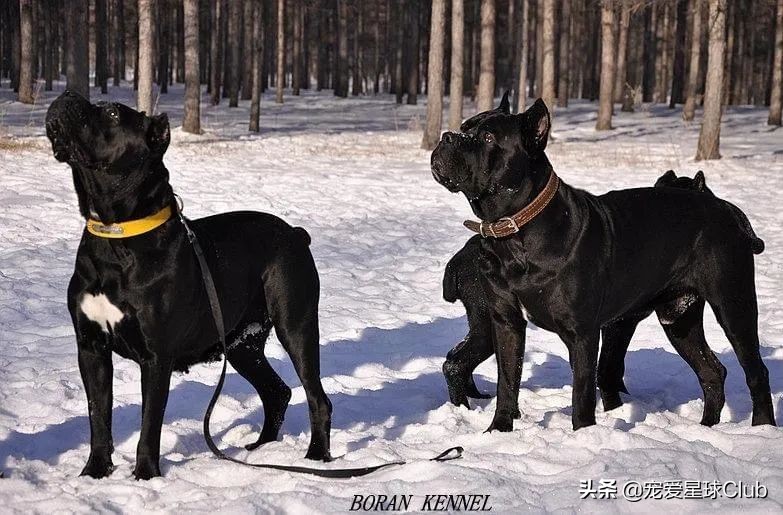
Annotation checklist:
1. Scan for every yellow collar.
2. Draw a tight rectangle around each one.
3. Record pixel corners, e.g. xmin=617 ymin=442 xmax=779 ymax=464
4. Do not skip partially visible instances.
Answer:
xmin=86 ymin=205 xmax=173 ymax=238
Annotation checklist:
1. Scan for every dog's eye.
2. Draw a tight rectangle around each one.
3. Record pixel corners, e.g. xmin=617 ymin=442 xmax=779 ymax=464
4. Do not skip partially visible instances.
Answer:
xmin=483 ymin=132 xmax=495 ymax=144
xmin=104 ymin=105 xmax=120 ymax=125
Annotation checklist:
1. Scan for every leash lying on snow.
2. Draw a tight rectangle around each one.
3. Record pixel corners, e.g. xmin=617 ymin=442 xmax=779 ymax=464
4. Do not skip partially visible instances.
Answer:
xmin=174 ymin=201 xmax=463 ymax=478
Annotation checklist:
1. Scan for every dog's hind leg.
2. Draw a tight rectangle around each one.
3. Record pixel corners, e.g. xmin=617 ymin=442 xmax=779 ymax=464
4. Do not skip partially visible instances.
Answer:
xmin=656 ymin=298 xmax=727 ymax=426
xmin=227 ymin=322 xmax=292 ymax=451
xmin=598 ymin=316 xmax=644 ymax=412
xmin=705 ymin=269 xmax=775 ymax=426
xmin=263 ymin=249 xmax=332 ymax=461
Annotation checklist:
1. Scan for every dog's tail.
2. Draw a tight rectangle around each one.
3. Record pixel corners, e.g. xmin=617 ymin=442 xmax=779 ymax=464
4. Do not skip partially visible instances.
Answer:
xmin=723 ymin=200 xmax=764 ymax=254
xmin=294 ymin=227 xmax=312 ymax=246
xmin=443 ymin=259 xmax=460 ymax=303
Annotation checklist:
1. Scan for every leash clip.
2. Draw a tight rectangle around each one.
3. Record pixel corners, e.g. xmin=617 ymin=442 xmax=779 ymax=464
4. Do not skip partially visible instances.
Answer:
xmin=174 ymin=194 xmax=197 ymax=243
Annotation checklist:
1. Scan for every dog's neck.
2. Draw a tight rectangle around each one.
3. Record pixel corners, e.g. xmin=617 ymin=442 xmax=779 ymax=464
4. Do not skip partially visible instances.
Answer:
xmin=72 ymin=160 xmax=175 ymax=225
xmin=468 ymin=157 xmax=553 ymax=223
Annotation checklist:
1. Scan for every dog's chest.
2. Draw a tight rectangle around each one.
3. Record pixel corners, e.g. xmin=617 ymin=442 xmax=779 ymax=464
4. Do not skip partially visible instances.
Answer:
xmin=79 ymin=292 xmax=125 ymax=333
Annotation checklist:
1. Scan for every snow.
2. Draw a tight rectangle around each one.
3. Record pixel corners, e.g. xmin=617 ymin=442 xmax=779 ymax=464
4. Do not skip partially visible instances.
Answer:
xmin=1 ymin=82 xmax=782 ymax=513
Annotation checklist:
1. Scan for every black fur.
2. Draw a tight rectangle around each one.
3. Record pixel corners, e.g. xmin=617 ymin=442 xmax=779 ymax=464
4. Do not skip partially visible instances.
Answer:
xmin=46 ymin=91 xmax=332 ymax=480
xmin=442 ymin=170 xmax=765 ymax=412
xmin=431 ymin=94 xmax=775 ymax=432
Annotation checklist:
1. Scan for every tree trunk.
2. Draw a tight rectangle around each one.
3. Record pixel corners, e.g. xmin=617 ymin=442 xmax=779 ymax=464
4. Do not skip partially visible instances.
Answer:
xmin=226 ymin=0 xmax=240 ymax=105
xmin=18 ymin=0 xmax=34 ymax=104
xmin=175 ymin=1 xmax=185 ymax=82
xmin=669 ymin=0 xmax=687 ymax=106
xmin=250 ymin=0 xmax=263 ymax=131
xmin=406 ymin=0 xmax=420 ymax=104
xmin=95 ymin=0 xmax=108 ymax=93
xmin=613 ymin=1 xmax=630 ymax=103
xmin=292 ymin=0 xmax=302 ymax=95
xmin=114 ymin=0 xmax=126 ymax=85
xmin=336 ymin=0 xmax=348 ymax=97
xmin=683 ymin=0 xmax=702 ymax=120
xmin=210 ymin=0 xmax=222 ymax=104
xmin=67 ymin=0 xmax=90 ymax=99
xmin=516 ymin=0 xmax=529 ymax=112
xmin=540 ymin=0 xmax=556 ymax=110
xmin=275 ymin=0 xmax=285 ymax=103
xmin=158 ymin=0 xmax=171 ymax=94
xmin=44 ymin=0 xmax=53 ymax=91
xmin=351 ymin=2 xmax=362 ymax=96
xmin=422 ymin=0 xmax=446 ymax=149
xmin=557 ymin=0 xmax=570 ymax=108
xmin=769 ymin=0 xmax=783 ymax=125
xmin=241 ymin=0 xmax=254 ymax=99
xmin=476 ymin=0 xmax=495 ymax=111
xmin=642 ymin=4 xmax=655 ymax=102
xmin=394 ymin=4 xmax=404 ymax=103
xmin=182 ymin=0 xmax=200 ymax=133
xmin=448 ymin=0 xmax=465 ymax=129
xmin=595 ymin=0 xmax=615 ymax=130
xmin=695 ymin=0 xmax=726 ymax=160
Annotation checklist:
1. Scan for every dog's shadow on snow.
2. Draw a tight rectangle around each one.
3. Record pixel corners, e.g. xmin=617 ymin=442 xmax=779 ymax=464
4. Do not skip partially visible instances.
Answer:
xmin=2 ymin=316 xmax=782 ymax=469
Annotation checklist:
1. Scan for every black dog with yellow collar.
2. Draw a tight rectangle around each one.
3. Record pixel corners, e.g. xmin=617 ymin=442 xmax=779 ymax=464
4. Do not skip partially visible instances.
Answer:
xmin=45 ymin=91 xmax=332 ymax=480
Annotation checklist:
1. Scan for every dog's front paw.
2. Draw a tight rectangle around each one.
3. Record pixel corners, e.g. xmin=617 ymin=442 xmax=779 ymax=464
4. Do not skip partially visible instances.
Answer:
xmin=80 ymin=453 xmax=115 ymax=479
xmin=485 ymin=415 xmax=514 ymax=433
xmin=132 ymin=456 xmax=161 ymax=480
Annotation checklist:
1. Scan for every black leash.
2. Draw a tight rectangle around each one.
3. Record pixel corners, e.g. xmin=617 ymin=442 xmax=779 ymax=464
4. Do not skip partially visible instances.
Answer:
xmin=174 ymin=203 xmax=463 ymax=478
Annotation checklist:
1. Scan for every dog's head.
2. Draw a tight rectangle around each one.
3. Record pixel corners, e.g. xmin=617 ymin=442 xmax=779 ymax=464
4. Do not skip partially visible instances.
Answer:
xmin=654 ymin=170 xmax=712 ymax=195
xmin=45 ymin=90 xmax=172 ymax=222
xmin=431 ymin=93 xmax=553 ymax=220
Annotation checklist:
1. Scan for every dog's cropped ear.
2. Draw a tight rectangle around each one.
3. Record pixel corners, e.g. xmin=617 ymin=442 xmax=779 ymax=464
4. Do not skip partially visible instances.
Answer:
xmin=655 ymin=169 xmax=677 ymax=187
xmin=146 ymin=113 xmax=170 ymax=155
xmin=693 ymin=170 xmax=706 ymax=191
xmin=498 ymin=91 xmax=510 ymax=115
xmin=519 ymin=98 xmax=550 ymax=154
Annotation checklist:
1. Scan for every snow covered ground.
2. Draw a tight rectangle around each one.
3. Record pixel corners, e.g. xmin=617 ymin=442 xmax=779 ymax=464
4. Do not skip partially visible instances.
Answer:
xmin=1 ymin=82 xmax=782 ymax=513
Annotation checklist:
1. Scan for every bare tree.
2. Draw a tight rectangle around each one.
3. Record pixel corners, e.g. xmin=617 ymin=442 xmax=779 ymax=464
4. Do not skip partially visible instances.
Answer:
xmin=683 ymin=0 xmax=703 ymax=121
xmin=557 ymin=0 xmax=570 ymax=108
xmin=18 ymin=0 xmax=34 ymax=104
xmin=448 ymin=0 xmax=465 ymax=130
xmin=336 ymin=0 xmax=348 ymax=97
xmin=669 ymin=0 xmax=687 ymax=107
xmin=95 ymin=0 xmax=109 ymax=94
xmin=422 ymin=0 xmax=446 ymax=150
xmin=210 ymin=0 xmax=222 ymax=105
xmin=541 ymin=0 xmax=555 ymax=110
xmin=293 ymin=0 xmax=302 ymax=95
xmin=406 ymin=0 xmax=420 ymax=105
xmin=250 ymin=0 xmax=263 ymax=131
xmin=228 ymin=0 xmax=241 ymax=106
xmin=276 ymin=0 xmax=285 ymax=103
xmin=596 ymin=0 xmax=615 ymax=130
xmin=516 ymin=0 xmax=529 ymax=112
xmin=695 ymin=0 xmax=726 ymax=160
xmin=769 ymin=0 xmax=783 ymax=126
xmin=137 ymin=0 xmax=154 ymax=112
xmin=613 ymin=1 xmax=630 ymax=103
xmin=183 ymin=0 xmax=200 ymax=133
xmin=477 ymin=0 xmax=496 ymax=111
xmin=242 ymin=0 xmax=254 ymax=100
xmin=114 ymin=0 xmax=126 ymax=86
xmin=66 ymin=0 xmax=90 ymax=99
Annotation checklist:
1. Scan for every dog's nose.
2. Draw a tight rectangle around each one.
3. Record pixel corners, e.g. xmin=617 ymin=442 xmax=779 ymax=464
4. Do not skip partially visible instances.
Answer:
xmin=442 ymin=132 xmax=457 ymax=145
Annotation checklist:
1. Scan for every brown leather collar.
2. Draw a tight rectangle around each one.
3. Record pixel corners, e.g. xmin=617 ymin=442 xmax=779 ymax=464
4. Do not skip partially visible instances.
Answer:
xmin=464 ymin=170 xmax=560 ymax=238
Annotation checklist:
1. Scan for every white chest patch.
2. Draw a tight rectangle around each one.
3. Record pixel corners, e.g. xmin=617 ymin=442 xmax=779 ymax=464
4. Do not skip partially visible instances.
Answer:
xmin=80 ymin=293 xmax=125 ymax=333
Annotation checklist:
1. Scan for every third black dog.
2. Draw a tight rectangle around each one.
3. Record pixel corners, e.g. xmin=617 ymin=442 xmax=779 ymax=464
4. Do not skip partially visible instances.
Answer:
xmin=46 ymin=91 xmax=332 ymax=479
xmin=442 ymin=170 xmax=766 ymax=412
xmin=431 ymin=94 xmax=775 ymax=432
